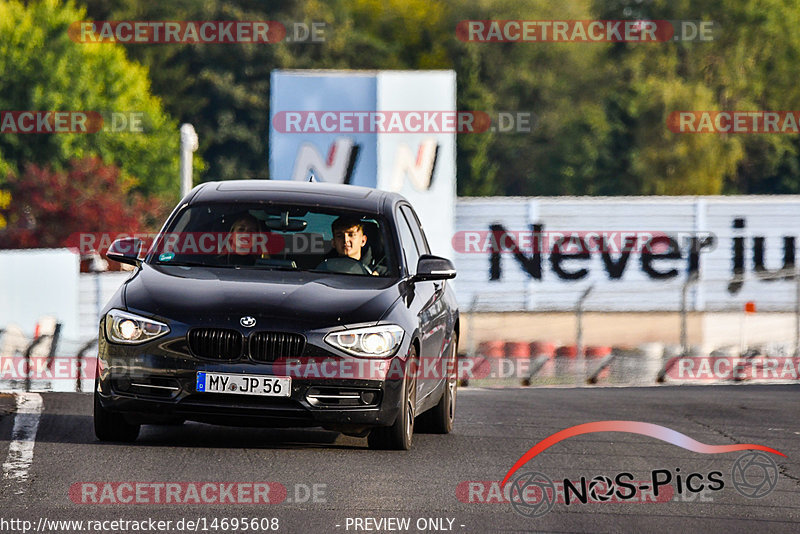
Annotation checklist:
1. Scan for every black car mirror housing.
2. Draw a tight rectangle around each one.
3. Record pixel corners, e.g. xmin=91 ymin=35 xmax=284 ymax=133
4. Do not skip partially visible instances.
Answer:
xmin=107 ymin=237 xmax=143 ymax=266
xmin=411 ymin=255 xmax=456 ymax=282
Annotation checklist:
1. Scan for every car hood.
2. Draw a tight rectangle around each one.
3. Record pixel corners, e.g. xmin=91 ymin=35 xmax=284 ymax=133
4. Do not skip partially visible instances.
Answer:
xmin=123 ymin=263 xmax=404 ymax=329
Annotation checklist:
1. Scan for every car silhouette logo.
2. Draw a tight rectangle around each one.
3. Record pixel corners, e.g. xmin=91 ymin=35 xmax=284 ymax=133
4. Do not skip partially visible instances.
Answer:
xmin=240 ymin=316 xmax=256 ymax=328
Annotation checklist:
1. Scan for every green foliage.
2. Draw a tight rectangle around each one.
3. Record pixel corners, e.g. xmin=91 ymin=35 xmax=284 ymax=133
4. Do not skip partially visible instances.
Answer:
xmin=0 ymin=0 xmax=181 ymax=198
xmin=0 ymin=157 xmax=170 ymax=249
xmin=69 ymin=0 xmax=800 ymax=196
xmin=95 ymin=0 xmax=452 ymax=182
xmin=92 ymin=0 xmax=288 ymax=181
xmin=593 ymin=0 xmax=800 ymax=194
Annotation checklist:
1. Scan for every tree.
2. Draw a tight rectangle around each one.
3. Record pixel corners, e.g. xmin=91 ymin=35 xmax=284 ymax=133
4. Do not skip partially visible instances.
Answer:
xmin=592 ymin=0 xmax=800 ymax=195
xmin=77 ymin=0 xmax=800 ymax=196
xmin=442 ymin=0 xmax=615 ymax=196
xmin=0 ymin=0 xmax=185 ymax=198
xmin=88 ymin=0 xmax=293 ymax=181
xmin=0 ymin=157 xmax=170 ymax=251
xmin=89 ymin=0 xmax=452 ymax=182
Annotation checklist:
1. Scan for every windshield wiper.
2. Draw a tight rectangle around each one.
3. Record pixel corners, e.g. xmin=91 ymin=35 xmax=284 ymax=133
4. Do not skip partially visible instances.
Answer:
xmin=234 ymin=265 xmax=299 ymax=271
xmin=306 ymin=268 xmax=372 ymax=276
xmin=153 ymin=260 xmax=233 ymax=268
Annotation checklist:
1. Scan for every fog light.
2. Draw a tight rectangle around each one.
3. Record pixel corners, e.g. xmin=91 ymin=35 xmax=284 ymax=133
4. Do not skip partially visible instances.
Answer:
xmin=360 ymin=391 xmax=376 ymax=404
xmin=116 ymin=376 xmax=131 ymax=391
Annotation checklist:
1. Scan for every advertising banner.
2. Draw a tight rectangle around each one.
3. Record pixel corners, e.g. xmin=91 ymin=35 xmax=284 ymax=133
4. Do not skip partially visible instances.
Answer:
xmin=454 ymin=197 xmax=800 ymax=312
xmin=269 ymin=70 xmax=456 ymax=256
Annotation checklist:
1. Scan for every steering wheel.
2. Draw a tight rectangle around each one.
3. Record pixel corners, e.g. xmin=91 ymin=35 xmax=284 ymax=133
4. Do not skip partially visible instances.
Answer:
xmin=315 ymin=256 xmax=373 ymax=275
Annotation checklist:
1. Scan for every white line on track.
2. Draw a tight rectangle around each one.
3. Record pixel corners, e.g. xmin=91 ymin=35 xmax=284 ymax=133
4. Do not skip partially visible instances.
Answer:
xmin=2 ymin=392 xmax=43 ymax=492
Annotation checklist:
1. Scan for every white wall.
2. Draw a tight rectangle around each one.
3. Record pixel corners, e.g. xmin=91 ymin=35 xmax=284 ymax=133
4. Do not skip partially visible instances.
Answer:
xmin=375 ymin=71 xmax=457 ymax=256
xmin=78 ymin=271 xmax=131 ymax=341
xmin=0 ymin=249 xmax=80 ymax=338
xmin=0 ymin=249 xmax=130 ymax=346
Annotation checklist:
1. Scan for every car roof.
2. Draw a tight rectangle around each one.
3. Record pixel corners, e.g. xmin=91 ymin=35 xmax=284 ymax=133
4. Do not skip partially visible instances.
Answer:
xmin=186 ymin=180 xmax=407 ymax=213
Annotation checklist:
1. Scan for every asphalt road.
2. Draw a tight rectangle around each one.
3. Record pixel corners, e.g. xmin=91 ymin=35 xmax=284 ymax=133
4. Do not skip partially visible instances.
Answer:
xmin=1 ymin=385 xmax=799 ymax=533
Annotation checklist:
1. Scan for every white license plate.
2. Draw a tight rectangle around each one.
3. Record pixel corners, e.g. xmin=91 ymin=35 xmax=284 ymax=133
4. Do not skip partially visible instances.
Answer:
xmin=196 ymin=372 xmax=291 ymax=397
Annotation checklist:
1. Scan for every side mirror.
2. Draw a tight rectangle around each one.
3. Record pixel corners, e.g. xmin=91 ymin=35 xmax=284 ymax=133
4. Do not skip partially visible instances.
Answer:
xmin=412 ymin=255 xmax=456 ymax=282
xmin=107 ymin=238 xmax=143 ymax=266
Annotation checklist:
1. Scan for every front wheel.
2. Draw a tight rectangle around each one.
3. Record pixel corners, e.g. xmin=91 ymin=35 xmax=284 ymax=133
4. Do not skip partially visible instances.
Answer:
xmin=368 ymin=350 xmax=417 ymax=450
xmin=94 ymin=389 xmax=140 ymax=442
xmin=418 ymin=333 xmax=458 ymax=434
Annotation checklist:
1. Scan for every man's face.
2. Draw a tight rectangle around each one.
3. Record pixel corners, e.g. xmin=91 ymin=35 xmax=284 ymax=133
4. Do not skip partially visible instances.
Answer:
xmin=333 ymin=225 xmax=367 ymax=260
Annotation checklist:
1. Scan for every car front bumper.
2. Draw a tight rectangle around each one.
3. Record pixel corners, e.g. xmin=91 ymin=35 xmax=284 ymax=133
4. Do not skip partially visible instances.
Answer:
xmin=96 ymin=329 xmax=410 ymax=432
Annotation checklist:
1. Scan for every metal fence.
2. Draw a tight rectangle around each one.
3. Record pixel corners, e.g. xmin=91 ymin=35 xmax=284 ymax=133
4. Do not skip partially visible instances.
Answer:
xmin=2 ymin=272 xmax=798 ymax=393
xmin=459 ymin=272 xmax=800 ymax=388
xmin=0 ymin=325 xmax=96 ymax=392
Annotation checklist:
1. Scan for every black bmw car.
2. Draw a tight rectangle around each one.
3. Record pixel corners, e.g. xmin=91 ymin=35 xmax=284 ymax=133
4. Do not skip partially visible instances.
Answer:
xmin=94 ymin=180 xmax=459 ymax=450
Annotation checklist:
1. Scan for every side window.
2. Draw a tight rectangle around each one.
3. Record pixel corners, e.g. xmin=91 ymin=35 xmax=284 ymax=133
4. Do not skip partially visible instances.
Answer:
xmin=400 ymin=205 xmax=430 ymax=255
xmin=396 ymin=210 xmax=420 ymax=275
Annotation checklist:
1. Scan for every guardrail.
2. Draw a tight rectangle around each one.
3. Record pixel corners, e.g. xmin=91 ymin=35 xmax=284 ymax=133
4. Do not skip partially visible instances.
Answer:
xmin=0 ymin=324 xmax=98 ymax=392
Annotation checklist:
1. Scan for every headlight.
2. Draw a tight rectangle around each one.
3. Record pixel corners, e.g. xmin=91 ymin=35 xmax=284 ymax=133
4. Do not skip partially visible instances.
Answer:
xmin=105 ymin=309 xmax=169 ymax=344
xmin=325 ymin=325 xmax=404 ymax=358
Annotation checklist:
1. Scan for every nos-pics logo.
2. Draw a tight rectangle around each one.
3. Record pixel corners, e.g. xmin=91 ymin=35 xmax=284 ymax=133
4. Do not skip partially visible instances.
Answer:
xmin=502 ymin=421 xmax=783 ymax=519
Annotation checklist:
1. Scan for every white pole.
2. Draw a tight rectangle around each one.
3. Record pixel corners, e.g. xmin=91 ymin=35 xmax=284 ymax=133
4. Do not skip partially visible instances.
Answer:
xmin=180 ymin=123 xmax=199 ymax=198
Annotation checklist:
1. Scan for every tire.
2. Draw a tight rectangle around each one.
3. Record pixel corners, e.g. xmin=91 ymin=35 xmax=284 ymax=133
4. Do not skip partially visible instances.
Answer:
xmin=94 ymin=388 xmax=140 ymax=442
xmin=368 ymin=349 xmax=417 ymax=450
xmin=418 ymin=333 xmax=458 ymax=434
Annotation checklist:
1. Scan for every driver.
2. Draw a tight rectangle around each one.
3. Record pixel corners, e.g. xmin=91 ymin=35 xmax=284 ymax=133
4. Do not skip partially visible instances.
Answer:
xmin=326 ymin=216 xmax=379 ymax=275
xmin=332 ymin=216 xmax=368 ymax=262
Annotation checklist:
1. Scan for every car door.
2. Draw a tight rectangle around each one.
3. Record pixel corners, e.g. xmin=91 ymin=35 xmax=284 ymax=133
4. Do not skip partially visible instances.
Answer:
xmin=397 ymin=205 xmax=448 ymax=401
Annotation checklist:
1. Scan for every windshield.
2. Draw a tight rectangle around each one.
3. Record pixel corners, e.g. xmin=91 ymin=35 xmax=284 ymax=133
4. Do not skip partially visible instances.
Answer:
xmin=147 ymin=203 xmax=398 ymax=277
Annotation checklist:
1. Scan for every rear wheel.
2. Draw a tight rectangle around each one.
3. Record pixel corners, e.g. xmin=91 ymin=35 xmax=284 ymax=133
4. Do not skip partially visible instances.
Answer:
xmin=418 ymin=334 xmax=458 ymax=434
xmin=94 ymin=387 xmax=140 ymax=442
xmin=368 ymin=349 xmax=417 ymax=450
